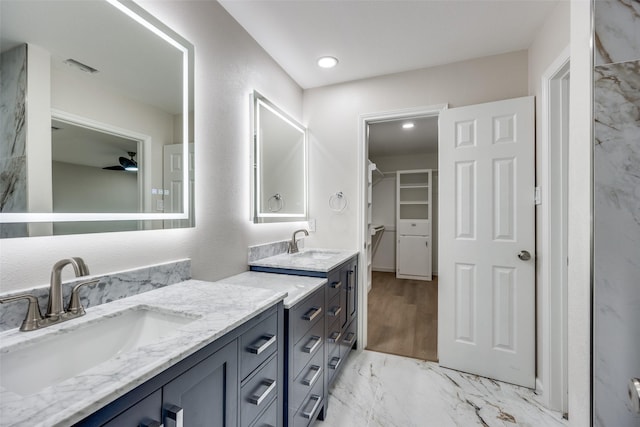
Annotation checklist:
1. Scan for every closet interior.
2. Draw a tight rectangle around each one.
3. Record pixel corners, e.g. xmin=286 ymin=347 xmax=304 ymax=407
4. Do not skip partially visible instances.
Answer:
xmin=366 ymin=115 xmax=439 ymax=362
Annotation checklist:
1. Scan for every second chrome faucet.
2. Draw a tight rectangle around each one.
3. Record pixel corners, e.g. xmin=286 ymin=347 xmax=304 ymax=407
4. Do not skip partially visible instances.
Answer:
xmin=288 ymin=229 xmax=309 ymax=254
xmin=0 ymin=257 xmax=99 ymax=331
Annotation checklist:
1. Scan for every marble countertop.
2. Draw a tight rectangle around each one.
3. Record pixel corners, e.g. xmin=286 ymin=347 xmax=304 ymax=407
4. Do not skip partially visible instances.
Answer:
xmin=249 ymin=248 xmax=359 ymax=273
xmin=217 ymin=272 xmax=327 ymax=308
xmin=0 ymin=280 xmax=287 ymax=427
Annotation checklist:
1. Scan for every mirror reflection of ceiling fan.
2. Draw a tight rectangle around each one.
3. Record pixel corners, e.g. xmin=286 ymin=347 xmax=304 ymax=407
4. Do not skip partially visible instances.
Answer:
xmin=103 ymin=152 xmax=138 ymax=171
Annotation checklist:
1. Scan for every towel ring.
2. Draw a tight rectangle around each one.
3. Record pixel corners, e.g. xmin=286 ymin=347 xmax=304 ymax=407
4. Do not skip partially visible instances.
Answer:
xmin=267 ymin=193 xmax=284 ymax=212
xmin=329 ymin=191 xmax=347 ymax=212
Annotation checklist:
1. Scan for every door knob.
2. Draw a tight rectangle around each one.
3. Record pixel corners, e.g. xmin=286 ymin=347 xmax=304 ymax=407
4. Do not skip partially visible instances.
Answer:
xmin=630 ymin=378 xmax=640 ymax=414
xmin=517 ymin=250 xmax=532 ymax=261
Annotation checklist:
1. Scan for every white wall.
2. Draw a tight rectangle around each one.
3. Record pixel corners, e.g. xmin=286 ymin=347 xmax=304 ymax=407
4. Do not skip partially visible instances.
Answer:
xmin=527 ymin=0 xmax=570 ymax=408
xmin=0 ymin=0 xmax=305 ymax=292
xmin=568 ymin=1 xmax=592 ymax=426
xmin=303 ymin=50 xmax=528 ymax=251
xmin=370 ymin=153 xmax=438 ymax=274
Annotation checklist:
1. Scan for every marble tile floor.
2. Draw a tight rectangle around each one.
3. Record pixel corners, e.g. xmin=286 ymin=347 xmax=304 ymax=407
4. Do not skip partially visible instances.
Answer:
xmin=315 ymin=350 xmax=567 ymax=427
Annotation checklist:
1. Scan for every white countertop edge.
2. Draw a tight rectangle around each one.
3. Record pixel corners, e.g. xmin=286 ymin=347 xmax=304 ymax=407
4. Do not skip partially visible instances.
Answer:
xmin=216 ymin=271 xmax=328 ymax=308
xmin=248 ymin=248 xmax=359 ymax=273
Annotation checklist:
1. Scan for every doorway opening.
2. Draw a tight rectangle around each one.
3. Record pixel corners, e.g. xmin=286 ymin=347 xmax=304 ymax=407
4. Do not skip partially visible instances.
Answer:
xmin=358 ymin=105 xmax=445 ymax=361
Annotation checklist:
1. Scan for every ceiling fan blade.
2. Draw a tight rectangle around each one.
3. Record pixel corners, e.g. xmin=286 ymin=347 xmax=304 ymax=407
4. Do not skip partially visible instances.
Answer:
xmin=119 ymin=157 xmax=137 ymax=169
xmin=102 ymin=165 xmax=125 ymax=170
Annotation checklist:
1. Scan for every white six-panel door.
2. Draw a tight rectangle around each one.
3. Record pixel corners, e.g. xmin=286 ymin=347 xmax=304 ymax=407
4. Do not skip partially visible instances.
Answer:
xmin=438 ymin=96 xmax=535 ymax=388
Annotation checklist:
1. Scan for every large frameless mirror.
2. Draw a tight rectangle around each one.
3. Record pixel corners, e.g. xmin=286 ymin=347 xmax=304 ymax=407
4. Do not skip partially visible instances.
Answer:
xmin=0 ymin=0 xmax=194 ymax=238
xmin=251 ymin=92 xmax=307 ymax=223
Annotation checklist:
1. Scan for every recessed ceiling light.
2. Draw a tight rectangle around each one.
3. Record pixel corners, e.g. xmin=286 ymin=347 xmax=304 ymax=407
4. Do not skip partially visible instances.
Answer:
xmin=317 ymin=56 xmax=338 ymax=68
xmin=402 ymin=122 xmax=415 ymax=129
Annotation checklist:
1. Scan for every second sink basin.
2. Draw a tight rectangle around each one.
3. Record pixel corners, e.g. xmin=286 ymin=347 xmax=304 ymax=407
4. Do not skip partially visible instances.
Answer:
xmin=292 ymin=250 xmax=341 ymax=260
xmin=0 ymin=306 xmax=199 ymax=396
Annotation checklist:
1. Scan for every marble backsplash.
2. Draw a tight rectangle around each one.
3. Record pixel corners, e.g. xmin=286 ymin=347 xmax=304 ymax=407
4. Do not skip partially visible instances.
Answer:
xmin=593 ymin=1 xmax=640 ymax=425
xmin=248 ymin=239 xmax=297 ymax=262
xmin=0 ymin=259 xmax=191 ymax=332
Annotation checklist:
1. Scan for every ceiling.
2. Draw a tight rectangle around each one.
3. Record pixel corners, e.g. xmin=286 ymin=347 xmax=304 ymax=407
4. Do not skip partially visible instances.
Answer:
xmin=218 ymin=0 xmax=561 ymax=89
xmin=369 ymin=116 xmax=439 ymax=157
xmin=52 ymin=120 xmax=138 ymax=169
xmin=1 ymin=0 xmax=184 ymax=114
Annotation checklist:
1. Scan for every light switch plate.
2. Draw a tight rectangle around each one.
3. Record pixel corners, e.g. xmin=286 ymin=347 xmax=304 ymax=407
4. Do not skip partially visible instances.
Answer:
xmin=308 ymin=218 xmax=316 ymax=232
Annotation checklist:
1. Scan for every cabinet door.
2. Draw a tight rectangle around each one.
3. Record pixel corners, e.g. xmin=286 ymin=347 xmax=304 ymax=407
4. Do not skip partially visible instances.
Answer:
xmin=102 ymin=390 xmax=162 ymax=427
xmin=397 ymin=236 xmax=431 ymax=279
xmin=346 ymin=262 xmax=357 ymax=322
xmin=162 ymin=340 xmax=238 ymax=427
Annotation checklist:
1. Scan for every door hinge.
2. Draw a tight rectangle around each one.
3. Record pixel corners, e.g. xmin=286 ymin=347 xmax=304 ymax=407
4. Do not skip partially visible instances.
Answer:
xmin=534 ymin=187 xmax=541 ymax=205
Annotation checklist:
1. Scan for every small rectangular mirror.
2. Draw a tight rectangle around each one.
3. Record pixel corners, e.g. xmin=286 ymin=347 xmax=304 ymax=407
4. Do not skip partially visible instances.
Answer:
xmin=251 ymin=92 xmax=307 ymax=223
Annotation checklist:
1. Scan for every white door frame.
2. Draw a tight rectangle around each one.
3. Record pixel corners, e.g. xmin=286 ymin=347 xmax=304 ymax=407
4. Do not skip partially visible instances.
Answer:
xmin=539 ymin=46 xmax=570 ymax=412
xmin=357 ymin=104 xmax=447 ymax=350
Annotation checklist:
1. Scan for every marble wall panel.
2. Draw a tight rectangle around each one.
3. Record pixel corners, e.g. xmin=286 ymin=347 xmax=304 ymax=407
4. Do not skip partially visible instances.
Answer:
xmin=0 ymin=259 xmax=191 ymax=331
xmin=593 ymin=48 xmax=640 ymax=427
xmin=0 ymin=45 xmax=28 ymax=238
xmin=595 ymin=0 xmax=640 ymax=65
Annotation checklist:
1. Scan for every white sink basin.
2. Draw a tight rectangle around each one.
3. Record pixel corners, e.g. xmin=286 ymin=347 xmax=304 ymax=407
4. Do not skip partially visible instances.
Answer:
xmin=292 ymin=250 xmax=341 ymax=260
xmin=0 ymin=306 xmax=199 ymax=396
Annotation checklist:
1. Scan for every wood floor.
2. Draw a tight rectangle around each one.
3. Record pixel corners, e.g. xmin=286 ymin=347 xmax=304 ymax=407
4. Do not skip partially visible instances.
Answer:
xmin=366 ymin=271 xmax=438 ymax=362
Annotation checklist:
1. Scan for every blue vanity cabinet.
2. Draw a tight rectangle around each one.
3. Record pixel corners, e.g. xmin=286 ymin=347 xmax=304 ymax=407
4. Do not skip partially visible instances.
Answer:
xmin=76 ymin=303 xmax=284 ymax=427
xmin=285 ymin=286 xmax=326 ymax=427
xmin=250 ymin=254 xmax=358 ymax=425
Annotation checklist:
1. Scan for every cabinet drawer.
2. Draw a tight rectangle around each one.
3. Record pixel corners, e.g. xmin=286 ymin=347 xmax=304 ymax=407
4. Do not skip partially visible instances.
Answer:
xmin=340 ymin=318 xmax=357 ymax=359
xmin=291 ymin=372 xmax=324 ymax=427
xmin=326 ymin=344 xmax=342 ymax=386
xmin=289 ymin=345 xmax=324 ymax=411
xmin=241 ymin=312 xmax=278 ymax=380
xmin=326 ymin=293 xmax=343 ymax=324
xmin=250 ymin=397 xmax=277 ymax=427
xmin=241 ymin=355 xmax=278 ymax=427
xmin=292 ymin=317 xmax=324 ymax=379
xmin=326 ymin=270 xmax=342 ymax=301
xmin=290 ymin=287 xmax=324 ymax=345
xmin=326 ymin=315 xmax=342 ymax=362
xmin=398 ymin=220 xmax=430 ymax=236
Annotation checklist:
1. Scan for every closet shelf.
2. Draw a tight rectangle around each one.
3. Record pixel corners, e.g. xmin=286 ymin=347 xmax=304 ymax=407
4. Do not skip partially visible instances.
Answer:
xmin=399 ymin=183 xmax=429 ymax=188
xmin=399 ymin=201 xmax=429 ymax=205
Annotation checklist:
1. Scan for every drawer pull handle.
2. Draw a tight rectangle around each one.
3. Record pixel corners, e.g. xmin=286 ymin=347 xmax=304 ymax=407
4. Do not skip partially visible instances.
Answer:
xmin=301 ymin=394 xmax=322 ymax=419
xmin=163 ymin=404 xmax=183 ymax=427
xmin=248 ymin=334 xmax=276 ymax=355
xmin=330 ymin=281 xmax=342 ymax=289
xmin=327 ymin=331 xmax=341 ymax=343
xmin=328 ymin=306 xmax=342 ymax=317
xmin=139 ymin=419 xmax=163 ymax=427
xmin=329 ymin=356 xmax=341 ymax=370
xmin=343 ymin=331 xmax=356 ymax=346
xmin=303 ymin=336 xmax=322 ymax=354
xmin=302 ymin=365 xmax=322 ymax=386
xmin=248 ymin=379 xmax=276 ymax=406
xmin=303 ymin=306 xmax=322 ymax=321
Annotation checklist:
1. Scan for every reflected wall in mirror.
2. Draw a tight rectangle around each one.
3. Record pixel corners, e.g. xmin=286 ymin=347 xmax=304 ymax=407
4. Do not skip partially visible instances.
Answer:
xmin=251 ymin=92 xmax=307 ymax=223
xmin=0 ymin=0 xmax=194 ymax=238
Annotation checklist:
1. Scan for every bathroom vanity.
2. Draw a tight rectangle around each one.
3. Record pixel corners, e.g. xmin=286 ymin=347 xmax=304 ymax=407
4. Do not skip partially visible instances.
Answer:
xmin=246 ymin=249 xmax=359 ymax=426
xmin=0 ymin=280 xmax=288 ymax=427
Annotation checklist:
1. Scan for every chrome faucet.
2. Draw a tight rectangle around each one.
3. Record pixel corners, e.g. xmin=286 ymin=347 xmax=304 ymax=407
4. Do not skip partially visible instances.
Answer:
xmin=47 ymin=257 xmax=89 ymax=318
xmin=0 ymin=257 xmax=98 ymax=331
xmin=288 ymin=229 xmax=309 ymax=254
